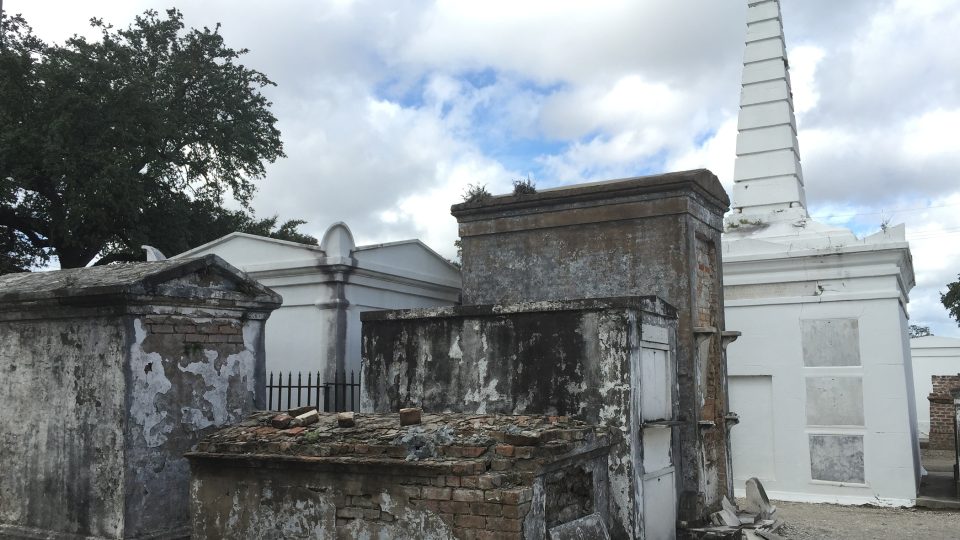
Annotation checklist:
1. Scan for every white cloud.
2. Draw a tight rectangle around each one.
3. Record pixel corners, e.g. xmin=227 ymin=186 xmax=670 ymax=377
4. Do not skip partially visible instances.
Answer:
xmin=668 ymin=118 xmax=738 ymax=190
xmin=903 ymin=109 xmax=960 ymax=159
xmin=7 ymin=0 xmax=960 ymax=334
xmin=789 ymin=45 xmax=826 ymax=116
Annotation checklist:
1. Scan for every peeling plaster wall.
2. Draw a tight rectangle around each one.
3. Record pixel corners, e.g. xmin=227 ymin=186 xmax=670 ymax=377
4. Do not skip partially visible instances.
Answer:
xmin=0 ymin=317 xmax=128 ymax=538
xmin=0 ymin=256 xmax=279 ymax=539
xmin=0 ymin=310 xmax=269 ymax=540
xmin=122 ymin=314 xmax=266 ymax=538
xmin=361 ymin=298 xmax=677 ymax=539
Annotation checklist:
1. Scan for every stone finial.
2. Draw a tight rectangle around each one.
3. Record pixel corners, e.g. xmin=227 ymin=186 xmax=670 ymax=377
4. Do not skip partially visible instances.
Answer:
xmin=141 ymin=245 xmax=167 ymax=261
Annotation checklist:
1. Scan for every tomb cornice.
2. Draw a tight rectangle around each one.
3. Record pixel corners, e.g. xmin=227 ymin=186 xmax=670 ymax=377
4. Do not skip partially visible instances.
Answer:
xmin=451 ymin=169 xmax=730 ymax=226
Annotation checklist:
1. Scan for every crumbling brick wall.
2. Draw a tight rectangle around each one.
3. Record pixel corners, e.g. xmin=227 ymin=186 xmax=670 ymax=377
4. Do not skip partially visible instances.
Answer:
xmin=928 ymin=375 xmax=960 ymax=450
xmin=189 ymin=412 xmax=614 ymax=539
xmin=695 ymin=234 xmax=732 ymax=507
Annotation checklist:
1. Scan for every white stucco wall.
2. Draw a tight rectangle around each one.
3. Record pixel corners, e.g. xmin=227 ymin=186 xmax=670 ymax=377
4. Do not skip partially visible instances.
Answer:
xmin=910 ymin=336 xmax=960 ymax=440
xmin=172 ymin=230 xmax=461 ymax=381
xmin=727 ymin=296 xmax=918 ymax=505
xmin=723 ymin=231 xmax=918 ymax=506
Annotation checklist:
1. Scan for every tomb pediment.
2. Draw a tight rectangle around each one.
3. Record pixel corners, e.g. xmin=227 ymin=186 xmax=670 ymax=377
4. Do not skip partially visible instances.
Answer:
xmin=0 ymin=254 xmax=281 ymax=309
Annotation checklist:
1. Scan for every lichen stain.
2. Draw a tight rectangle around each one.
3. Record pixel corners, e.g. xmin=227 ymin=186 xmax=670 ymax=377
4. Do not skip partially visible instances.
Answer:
xmin=447 ymin=335 xmax=463 ymax=360
xmin=223 ymin=482 xmax=334 ymax=539
xmin=462 ymin=331 xmax=502 ymax=414
xmin=607 ymin=451 xmax=635 ymax=538
xmin=339 ymin=507 xmax=456 ymax=540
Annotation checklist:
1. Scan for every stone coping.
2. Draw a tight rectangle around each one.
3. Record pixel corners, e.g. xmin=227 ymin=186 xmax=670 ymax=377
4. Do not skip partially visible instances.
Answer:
xmin=0 ymin=254 xmax=281 ymax=308
xmin=188 ymin=411 xmax=616 ymax=477
xmin=450 ymin=169 xmax=729 ymax=218
xmin=360 ymin=296 xmax=677 ymax=322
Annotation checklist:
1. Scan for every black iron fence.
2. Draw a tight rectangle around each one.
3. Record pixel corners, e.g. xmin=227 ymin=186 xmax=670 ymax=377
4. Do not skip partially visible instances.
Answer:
xmin=266 ymin=370 xmax=361 ymax=412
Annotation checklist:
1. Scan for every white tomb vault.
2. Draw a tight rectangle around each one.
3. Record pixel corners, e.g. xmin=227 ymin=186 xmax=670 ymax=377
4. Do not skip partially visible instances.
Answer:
xmin=911 ymin=336 xmax=960 ymax=443
xmin=172 ymin=223 xmax=461 ymax=381
xmin=723 ymin=0 xmax=920 ymax=505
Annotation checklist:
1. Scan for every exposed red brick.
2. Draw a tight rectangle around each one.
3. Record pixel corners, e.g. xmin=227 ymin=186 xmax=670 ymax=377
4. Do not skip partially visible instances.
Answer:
xmin=471 ymin=502 xmax=502 ymax=517
xmin=399 ymin=407 xmax=422 ymax=426
xmin=502 ymin=502 xmax=531 ymax=519
xmin=455 ymin=514 xmax=486 ymax=528
xmin=447 ymin=445 xmax=487 ymax=458
xmin=452 ymin=488 xmax=484 ymax=503
xmin=486 ymin=516 xmax=523 ymax=532
xmin=438 ymin=501 xmax=472 ymax=515
xmin=271 ymin=414 xmax=293 ymax=429
xmin=421 ymin=486 xmax=452 ymax=500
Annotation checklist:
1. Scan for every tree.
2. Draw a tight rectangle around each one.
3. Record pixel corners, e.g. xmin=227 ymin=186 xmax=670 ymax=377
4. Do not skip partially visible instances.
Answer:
xmin=92 ymin=192 xmax=317 ymax=266
xmin=0 ymin=9 xmax=299 ymax=271
xmin=944 ymin=274 xmax=960 ymax=327
xmin=909 ymin=324 xmax=932 ymax=338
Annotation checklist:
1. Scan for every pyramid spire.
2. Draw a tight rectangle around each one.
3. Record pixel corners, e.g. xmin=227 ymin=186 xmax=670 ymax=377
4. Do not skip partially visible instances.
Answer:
xmin=731 ymin=0 xmax=808 ymax=221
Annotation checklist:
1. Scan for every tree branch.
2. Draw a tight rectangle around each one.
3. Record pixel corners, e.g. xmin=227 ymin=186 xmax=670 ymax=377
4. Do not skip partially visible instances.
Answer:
xmin=0 ymin=206 xmax=51 ymax=248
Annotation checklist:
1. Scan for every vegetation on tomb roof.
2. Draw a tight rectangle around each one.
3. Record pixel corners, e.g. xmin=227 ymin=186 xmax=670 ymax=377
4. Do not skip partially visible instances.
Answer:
xmin=462 ymin=183 xmax=491 ymax=204
xmin=512 ymin=177 xmax=537 ymax=195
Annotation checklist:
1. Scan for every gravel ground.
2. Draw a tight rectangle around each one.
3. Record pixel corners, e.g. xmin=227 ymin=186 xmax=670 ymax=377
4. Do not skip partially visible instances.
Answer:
xmin=774 ymin=501 xmax=960 ymax=539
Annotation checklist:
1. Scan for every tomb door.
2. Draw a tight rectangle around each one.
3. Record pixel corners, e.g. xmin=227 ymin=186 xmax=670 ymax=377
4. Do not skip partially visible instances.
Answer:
xmin=636 ymin=334 xmax=679 ymax=540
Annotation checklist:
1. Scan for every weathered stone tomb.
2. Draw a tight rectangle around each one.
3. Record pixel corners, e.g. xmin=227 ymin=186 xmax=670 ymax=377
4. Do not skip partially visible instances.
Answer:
xmin=189 ymin=412 xmax=615 ymax=539
xmin=448 ymin=169 xmax=736 ymax=522
xmin=362 ymin=170 xmax=734 ymax=536
xmin=0 ymin=255 xmax=280 ymax=539
xmin=186 ymin=169 xmax=734 ymax=539
xmin=363 ymin=297 xmax=680 ymax=538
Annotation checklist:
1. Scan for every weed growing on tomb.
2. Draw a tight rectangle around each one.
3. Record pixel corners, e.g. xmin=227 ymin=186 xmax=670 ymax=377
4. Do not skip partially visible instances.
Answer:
xmin=724 ymin=217 xmax=763 ymax=231
xmin=462 ymin=183 xmax=491 ymax=204
xmin=512 ymin=176 xmax=537 ymax=195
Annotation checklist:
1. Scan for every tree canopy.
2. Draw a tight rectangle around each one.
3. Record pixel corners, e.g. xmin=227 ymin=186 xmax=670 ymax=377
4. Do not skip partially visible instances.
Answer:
xmin=0 ymin=9 xmax=314 ymax=272
xmin=943 ymin=275 xmax=960 ymax=327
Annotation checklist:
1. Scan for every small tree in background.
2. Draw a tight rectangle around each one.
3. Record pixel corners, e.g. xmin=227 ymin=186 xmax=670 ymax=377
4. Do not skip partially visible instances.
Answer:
xmin=909 ymin=324 xmax=933 ymax=338
xmin=943 ymin=274 xmax=960 ymax=328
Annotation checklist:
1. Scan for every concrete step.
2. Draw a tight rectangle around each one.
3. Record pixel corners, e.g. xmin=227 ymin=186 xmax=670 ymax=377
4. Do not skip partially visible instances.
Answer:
xmin=915 ymin=496 xmax=960 ymax=511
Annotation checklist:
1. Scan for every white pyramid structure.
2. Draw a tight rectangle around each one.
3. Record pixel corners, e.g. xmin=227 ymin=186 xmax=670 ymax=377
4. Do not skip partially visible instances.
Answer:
xmin=723 ymin=0 xmax=921 ymax=505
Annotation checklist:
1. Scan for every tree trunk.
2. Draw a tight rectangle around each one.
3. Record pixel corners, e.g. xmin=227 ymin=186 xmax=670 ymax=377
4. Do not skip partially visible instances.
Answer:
xmin=55 ymin=246 xmax=96 ymax=269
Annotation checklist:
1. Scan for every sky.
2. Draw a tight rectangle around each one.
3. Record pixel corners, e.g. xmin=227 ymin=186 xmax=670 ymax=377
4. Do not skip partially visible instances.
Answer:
xmin=8 ymin=0 xmax=960 ymax=336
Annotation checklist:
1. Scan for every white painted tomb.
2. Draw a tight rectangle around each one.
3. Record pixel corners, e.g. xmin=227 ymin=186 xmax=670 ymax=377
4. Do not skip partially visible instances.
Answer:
xmin=173 ymin=223 xmax=461 ymax=379
xmin=911 ymin=336 xmax=960 ymax=442
xmin=723 ymin=0 xmax=920 ymax=505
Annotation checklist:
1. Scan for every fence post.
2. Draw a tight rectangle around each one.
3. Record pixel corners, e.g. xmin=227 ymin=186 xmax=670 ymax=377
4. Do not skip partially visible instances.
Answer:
xmin=268 ymin=372 xmax=274 ymax=411
xmin=266 ymin=369 xmax=362 ymax=412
